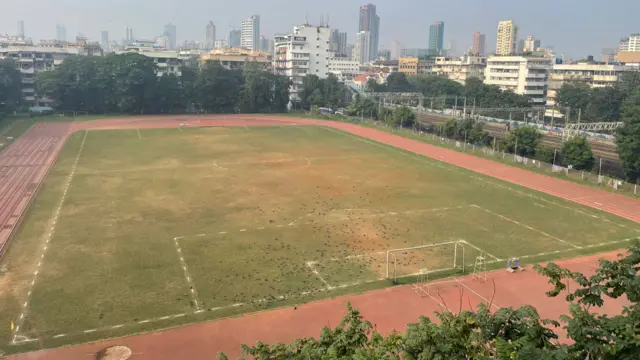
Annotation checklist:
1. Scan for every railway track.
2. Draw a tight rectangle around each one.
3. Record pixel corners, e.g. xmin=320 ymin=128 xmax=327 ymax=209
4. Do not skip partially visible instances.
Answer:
xmin=417 ymin=113 xmax=620 ymax=160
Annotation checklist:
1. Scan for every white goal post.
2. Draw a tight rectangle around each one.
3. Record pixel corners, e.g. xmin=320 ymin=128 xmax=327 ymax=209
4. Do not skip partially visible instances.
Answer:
xmin=386 ymin=241 xmax=465 ymax=282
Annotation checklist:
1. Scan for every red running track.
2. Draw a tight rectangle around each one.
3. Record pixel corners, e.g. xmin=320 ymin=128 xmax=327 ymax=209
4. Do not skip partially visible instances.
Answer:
xmin=8 ymin=251 xmax=629 ymax=360
xmin=0 ymin=122 xmax=71 ymax=258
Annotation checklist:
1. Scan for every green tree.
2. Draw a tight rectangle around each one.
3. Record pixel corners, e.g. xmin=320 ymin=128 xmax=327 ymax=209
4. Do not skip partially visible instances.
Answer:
xmin=366 ymin=78 xmax=385 ymax=92
xmin=562 ymin=136 xmax=595 ymax=170
xmin=503 ymin=126 xmax=542 ymax=157
xmin=385 ymin=106 xmax=415 ymax=128
xmin=154 ymin=74 xmax=186 ymax=113
xmin=437 ymin=118 xmax=488 ymax=145
xmin=535 ymin=145 xmax=556 ymax=164
xmin=535 ymin=243 xmax=640 ymax=359
xmin=585 ymin=86 xmax=625 ymax=122
xmin=410 ymin=75 xmax=463 ymax=98
xmin=385 ymin=72 xmax=413 ymax=93
xmin=196 ymin=61 xmax=242 ymax=113
xmin=615 ymin=90 xmax=640 ymax=182
xmin=556 ymin=83 xmax=591 ymax=120
xmin=0 ymin=59 xmax=22 ymax=117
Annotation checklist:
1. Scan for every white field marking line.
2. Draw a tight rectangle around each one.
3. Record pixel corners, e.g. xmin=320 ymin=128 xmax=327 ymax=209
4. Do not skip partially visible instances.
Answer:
xmin=173 ymin=237 xmax=201 ymax=310
xmin=136 ymin=128 xmax=142 ymax=140
xmin=471 ymin=205 xmax=581 ymax=249
xmin=457 ymin=240 xmax=502 ymax=261
xmin=12 ymin=130 xmax=88 ymax=341
xmin=453 ymin=277 xmax=501 ymax=311
xmin=469 ymin=174 xmax=638 ymax=231
xmin=17 ymin=281 xmax=372 ymax=343
xmin=306 ymin=261 xmax=334 ymax=289
xmin=462 ymin=237 xmax=640 ymax=267
xmin=172 ymin=205 xmax=476 ymax=240
xmin=321 ymin=127 xmax=638 ymax=231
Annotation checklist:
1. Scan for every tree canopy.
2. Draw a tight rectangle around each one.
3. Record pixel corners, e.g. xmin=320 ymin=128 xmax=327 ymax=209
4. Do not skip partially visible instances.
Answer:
xmin=299 ymin=74 xmax=347 ymax=110
xmin=556 ymin=72 xmax=640 ymax=123
xmin=219 ymin=242 xmax=640 ymax=360
xmin=35 ymin=53 xmax=290 ymax=115
xmin=502 ymin=125 xmax=542 ymax=157
xmin=562 ymin=136 xmax=595 ymax=170
xmin=438 ymin=118 xmax=490 ymax=145
xmin=615 ymin=89 xmax=640 ymax=182
xmin=0 ymin=59 xmax=22 ymax=118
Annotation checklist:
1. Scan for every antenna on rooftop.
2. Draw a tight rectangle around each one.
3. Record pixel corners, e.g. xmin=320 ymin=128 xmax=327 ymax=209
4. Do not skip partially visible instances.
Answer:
xmin=304 ymin=13 xmax=309 ymax=26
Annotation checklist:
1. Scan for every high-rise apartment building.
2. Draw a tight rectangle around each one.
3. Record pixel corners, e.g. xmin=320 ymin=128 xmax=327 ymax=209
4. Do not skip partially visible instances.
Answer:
xmin=472 ymin=32 xmax=486 ymax=56
xmin=330 ymin=29 xmax=348 ymax=57
xmin=101 ymin=30 xmax=109 ymax=51
xmin=523 ymin=35 xmax=541 ymax=53
xmin=163 ymin=23 xmax=177 ymax=50
xmin=619 ymin=33 xmax=640 ymax=52
xmin=354 ymin=31 xmax=371 ymax=64
xmin=229 ymin=29 xmax=241 ymax=48
xmin=56 ymin=25 xmax=67 ymax=42
xmin=359 ymin=4 xmax=380 ymax=61
xmin=123 ymin=26 xmax=134 ymax=46
xmin=260 ymin=35 xmax=270 ymax=53
xmin=273 ymin=24 xmax=332 ymax=104
xmin=241 ymin=15 xmax=260 ymax=51
xmin=206 ymin=21 xmax=216 ymax=50
xmin=18 ymin=21 xmax=25 ymax=37
xmin=428 ymin=21 xmax=444 ymax=56
xmin=496 ymin=20 xmax=518 ymax=55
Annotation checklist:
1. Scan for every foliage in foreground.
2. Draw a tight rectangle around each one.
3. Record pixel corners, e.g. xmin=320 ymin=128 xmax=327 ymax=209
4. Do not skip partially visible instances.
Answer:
xmin=219 ymin=242 xmax=640 ymax=360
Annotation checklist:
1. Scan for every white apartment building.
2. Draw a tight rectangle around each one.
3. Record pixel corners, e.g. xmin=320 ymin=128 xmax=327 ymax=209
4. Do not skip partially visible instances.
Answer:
xmin=431 ymin=55 xmax=486 ymax=84
xmin=484 ymin=56 xmax=553 ymax=105
xmin=619 ymin=34 xmax=640 ymax=52
xmin=117 ymin=44 xmax=183 ymax=77
xmin=241 ymin=15 xmax=260 ymax=51
xmin=328 ymin=58 xmax=361 ymax=81
xmin=354 ymin=31 xmax=371 ymax=64
xmin=0 ymin=42 xmax=101 ymax=106
xmin=214 ymin=40 xmax=228 ymax=49
xmin=496 ymin=20 xmax=518 ymax=56
xmin=273 ymin=24 xmax=332 ymax=104
xmin=547 ymin=62 xmax=634 ymax=107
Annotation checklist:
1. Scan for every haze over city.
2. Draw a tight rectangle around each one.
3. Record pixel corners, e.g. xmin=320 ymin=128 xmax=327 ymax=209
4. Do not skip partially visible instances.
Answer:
xmin=2 ymin=0 xmax=640 ymax=58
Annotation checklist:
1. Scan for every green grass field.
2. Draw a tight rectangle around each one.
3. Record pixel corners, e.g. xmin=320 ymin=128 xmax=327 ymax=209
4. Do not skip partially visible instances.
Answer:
xmin=1 ymin=124 xmax=638 ymax=353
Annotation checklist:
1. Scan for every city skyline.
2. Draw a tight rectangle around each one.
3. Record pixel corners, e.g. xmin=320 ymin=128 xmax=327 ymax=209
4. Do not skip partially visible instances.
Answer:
xmin=1 ymin=0 xmax=640 ymax=59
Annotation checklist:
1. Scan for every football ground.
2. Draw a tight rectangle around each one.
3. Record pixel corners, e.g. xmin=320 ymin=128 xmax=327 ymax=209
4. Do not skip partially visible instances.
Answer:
xmin=1 ymin=123 xmax=639 ymax=350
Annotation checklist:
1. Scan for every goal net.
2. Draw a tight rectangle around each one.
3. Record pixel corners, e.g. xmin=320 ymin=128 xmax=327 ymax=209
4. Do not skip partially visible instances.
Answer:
xmin=386 ymin=241 xmax=465 ymax=283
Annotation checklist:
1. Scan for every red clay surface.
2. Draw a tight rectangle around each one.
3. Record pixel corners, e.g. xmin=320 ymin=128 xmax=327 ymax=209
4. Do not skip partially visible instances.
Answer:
xmin=2 ymin=115 xmax=638 ymax=359
xmin=0 ymin=122 xmax=71 ymax=257
xmin=9 ymin=251 xmax=630 ymax=360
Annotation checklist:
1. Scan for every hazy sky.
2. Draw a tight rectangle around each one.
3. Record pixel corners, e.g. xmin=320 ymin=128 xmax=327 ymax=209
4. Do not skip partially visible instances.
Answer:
xmin=2 ymin=0 xmax=638 ymax=58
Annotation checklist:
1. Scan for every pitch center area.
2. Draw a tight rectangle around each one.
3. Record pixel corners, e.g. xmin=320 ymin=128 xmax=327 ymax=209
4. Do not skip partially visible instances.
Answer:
xmin=4 ymin=125 xmax=639 ymax=347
